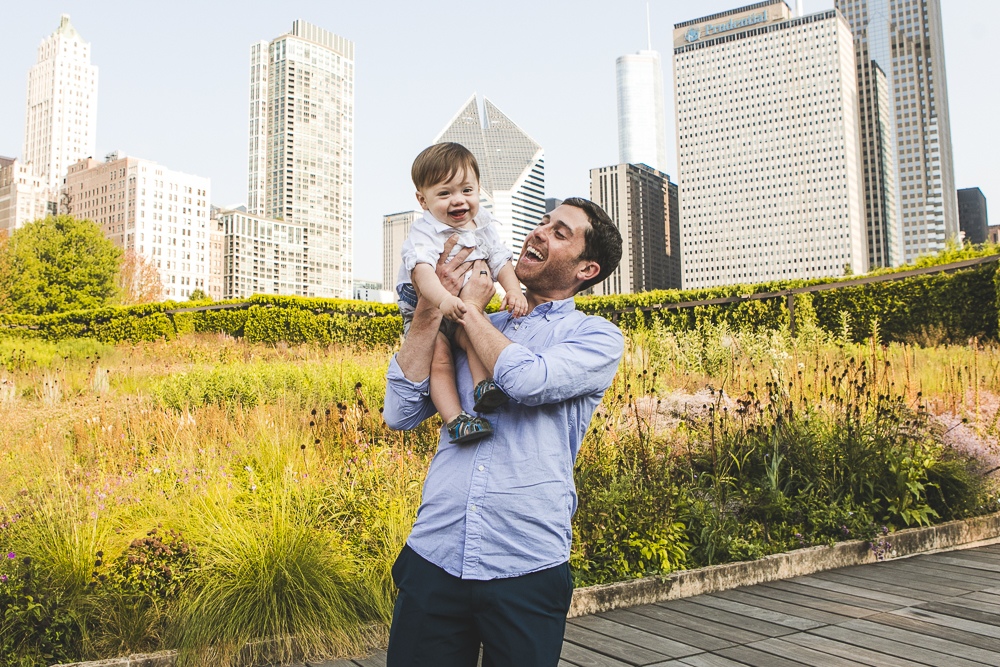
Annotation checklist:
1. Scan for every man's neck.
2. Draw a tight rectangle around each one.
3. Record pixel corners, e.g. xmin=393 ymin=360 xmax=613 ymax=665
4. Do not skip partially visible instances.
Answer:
xmin=524 ymin=289 xmax=573 ymax=311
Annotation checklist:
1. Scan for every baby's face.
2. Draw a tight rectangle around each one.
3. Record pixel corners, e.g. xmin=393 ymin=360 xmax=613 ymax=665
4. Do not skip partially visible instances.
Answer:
xmin=416 ymin=168 xmax=480 ymax=229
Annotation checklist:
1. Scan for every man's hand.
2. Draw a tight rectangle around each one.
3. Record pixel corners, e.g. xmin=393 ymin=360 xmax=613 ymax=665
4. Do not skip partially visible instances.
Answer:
xmin=436 ymin=235 xmax=475 ymax=297
xmin=460 ymin=260 xmax=496 ymax=311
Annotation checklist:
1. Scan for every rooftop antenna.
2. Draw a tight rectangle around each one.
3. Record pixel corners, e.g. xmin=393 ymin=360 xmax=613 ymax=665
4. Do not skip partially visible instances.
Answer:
xmin=646 ymin=3 xmax=652 ymax=50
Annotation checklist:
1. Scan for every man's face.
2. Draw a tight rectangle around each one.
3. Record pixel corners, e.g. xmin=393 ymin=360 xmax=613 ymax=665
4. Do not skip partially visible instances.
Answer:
xmin=516 ymin=204 xmax=596 ymax=295
xmin=415 ymin=168 xmax=480 ymax=229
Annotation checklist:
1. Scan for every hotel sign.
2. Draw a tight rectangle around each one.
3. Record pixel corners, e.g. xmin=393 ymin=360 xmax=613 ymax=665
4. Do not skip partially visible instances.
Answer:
xmin=674 ymin=3 xmax=790 ymax=49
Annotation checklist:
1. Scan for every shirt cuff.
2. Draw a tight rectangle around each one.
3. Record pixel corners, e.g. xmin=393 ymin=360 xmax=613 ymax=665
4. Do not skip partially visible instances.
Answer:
xmin=493 ymin=343 xmax=531 ymax=394
xmin=387 ymin=355 xmax=431 ymax=397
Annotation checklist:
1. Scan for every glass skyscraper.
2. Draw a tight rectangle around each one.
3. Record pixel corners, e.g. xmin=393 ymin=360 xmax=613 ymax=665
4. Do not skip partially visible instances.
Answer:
xmin=435 ymin=95 xmax=545 ymax=264
xmin=836 ymin=0 xmax=958 ymax=264
xmin=616 ymin=50 xmax=668 ymax=173
xmin=247 ymin=20 xmax=354 ymax=299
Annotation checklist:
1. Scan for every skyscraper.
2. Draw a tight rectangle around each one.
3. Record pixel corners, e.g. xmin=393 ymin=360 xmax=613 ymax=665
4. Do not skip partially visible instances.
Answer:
xmin=673 ymin=1 xmax=868 ymax=288
xmin=836 ymin=0 xmax=958 ymax=264
xmin=434 ymin=95 xmax=544 ymax=264
xmin=957 ymin=187 xmax=988 ymax=246
xmin=23 ymin=14 xmax=98 ymax=193
xmin=382 ymin=210 xmax=422 ymax=291
xmin=590 ymin=163 xmax=680 ymax=295
xmin=247 ymin=20 xmax=354 ymax=299
xmin=616 ymin=14 xmax=668 ymax=172
xmin=0 ymin=158 xmax=52 ymax=232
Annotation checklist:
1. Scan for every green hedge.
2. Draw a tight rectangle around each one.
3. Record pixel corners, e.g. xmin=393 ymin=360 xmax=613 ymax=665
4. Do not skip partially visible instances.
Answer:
xmin=577 ymin=247 xmax=1000 ymax=342
xmin=0 ymin=296 xmax=402 ymax=347
xmin=1 ymin=247 xmax=998 ymax=346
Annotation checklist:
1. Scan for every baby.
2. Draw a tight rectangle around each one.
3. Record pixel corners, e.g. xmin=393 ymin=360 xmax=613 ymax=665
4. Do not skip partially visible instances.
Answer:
xmin=396 ymin=143 xmax=528 ymax=444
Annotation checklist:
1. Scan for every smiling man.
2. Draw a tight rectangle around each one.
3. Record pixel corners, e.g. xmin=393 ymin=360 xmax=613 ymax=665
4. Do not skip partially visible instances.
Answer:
xmin=383 ymin=198 xmax=624 ymax=667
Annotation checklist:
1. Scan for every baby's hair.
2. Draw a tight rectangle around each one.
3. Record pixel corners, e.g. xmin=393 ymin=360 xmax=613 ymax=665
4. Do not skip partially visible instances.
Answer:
xmin=412 ymin=143 xmax=481 ymax=191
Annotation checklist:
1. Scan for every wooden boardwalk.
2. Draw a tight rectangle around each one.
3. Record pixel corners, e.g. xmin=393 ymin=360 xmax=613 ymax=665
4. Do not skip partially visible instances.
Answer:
xmin=310 ymin=543 xmax=1000 ymax=666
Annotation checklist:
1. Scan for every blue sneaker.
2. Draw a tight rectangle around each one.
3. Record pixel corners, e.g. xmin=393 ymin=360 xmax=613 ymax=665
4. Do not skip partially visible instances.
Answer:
xmin=447 ymin=412 xmax=493 ymax=444
xmin=473 ymin=378 xmax=510 ymax=413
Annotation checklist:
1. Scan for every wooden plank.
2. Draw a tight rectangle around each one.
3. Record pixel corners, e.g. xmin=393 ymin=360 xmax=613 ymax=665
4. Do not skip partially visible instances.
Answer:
xmin=782 ymin=632 xmax=930 ymax=667
xmin=686 ymin=593 xmax=823 ymax=631
xmin=563 ymin=623 xmax=670 ymax=665
xmin=866 ymin=611 xmax=1000 ymax=654
xmin=351 ymin=651 xmax=387 ymax=667
xmin=746 ymin=637 xmax=869 ymax=667
xmin=714 ymin=645 xmax=810 ymax=667
xmin=732 ymin=581 xmax=877 ymax=619
xmin=892 ymin=606 xmax=1000 ymax=640
xmin=631 ymin=604 xmax=770 ymax=645
xmin=945 ymin=594 xmax=1000 ymax=616
xmin=656 ymin=599 xmax=798 ymax=638
xmin=874 ymin=560 xmax=1000 ymax=586
xmin=815 ymin=564 xmax=973 ymax=598
xmin=571 ymin=616 xmax=701 ymax=659
xmin=784 ymin=574 xmax=924 ymax=607
xmin=940 ymin=550 xmax=1000 ymax=566
xmin=599 ymin=609 xmax=735 ymax=652
xmin=304 ymin=660 xmax=358 ymax=667
xmin=915 ymin=553 xmax=1000 ymax=573
xmin=677 ymin=655 xmax=756 ymax=667
xmin=840 ymin=618 xmax=1000 ymax=665
xmin=711 ymin=588 xmax=853 ymax=626
xmin=809 ymin=624 xmax=990 ymax=667
xmin=756 ymin=579 xmax=900 ymax=612
xmin=917 ymin=601 xmax=1000 ymax=626
xmin=559 ymin=639 xmax=634 ymax=667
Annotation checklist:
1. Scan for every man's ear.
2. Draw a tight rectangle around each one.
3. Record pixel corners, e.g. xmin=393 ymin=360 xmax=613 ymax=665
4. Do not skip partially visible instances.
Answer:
xmin=415 ymin=191 xmax=429 ymax=210
xmin=577 ymin=261 xmax=600 ymax=283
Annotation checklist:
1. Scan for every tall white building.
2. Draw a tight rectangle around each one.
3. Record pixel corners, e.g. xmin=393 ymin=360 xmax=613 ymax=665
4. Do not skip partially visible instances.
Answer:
xmin=0 ymin=157 xmax=53 ymax=233
xmin=23 ymin=15 xmax=98 ymax=193
xmin=435 ymin=95 xmax=545 ymax=264
xmin=247 ymin=20 xmax=355 ymax=299
xmin=65 ymin=155 xmax=211 ymax=301
xmin=617 ymin=47 xmax=668 ymax=173
xmin=835 ymin=0 xmax=958 ymax=264
xmin=382 ymin=210 xmax=422 ymax=292
xmin=673 ymin=1 xmax=867 ymax=288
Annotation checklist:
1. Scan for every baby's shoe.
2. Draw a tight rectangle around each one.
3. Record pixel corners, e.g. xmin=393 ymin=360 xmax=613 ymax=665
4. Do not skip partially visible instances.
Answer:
xmin=447 ymin=411 xmax=493 ymax=444
xmin=473 ymin=378 xmax=510 ymax=413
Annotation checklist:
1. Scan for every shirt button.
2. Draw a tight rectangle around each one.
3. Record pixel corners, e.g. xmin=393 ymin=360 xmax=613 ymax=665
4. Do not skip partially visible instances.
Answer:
xmin=470 ymin=504 xmax=477 ymax=511
xmin=478 ymin=465 xmax=484 ymax=471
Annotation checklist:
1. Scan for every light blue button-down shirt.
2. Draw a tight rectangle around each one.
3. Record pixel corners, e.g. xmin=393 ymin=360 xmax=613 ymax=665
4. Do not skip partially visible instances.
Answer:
xmin=383 ymin=297 xmax=624 ymax=580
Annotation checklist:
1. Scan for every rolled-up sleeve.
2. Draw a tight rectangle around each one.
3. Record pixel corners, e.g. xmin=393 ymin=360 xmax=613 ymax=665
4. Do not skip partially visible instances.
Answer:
xmin=479 ymin=224 xmax=513 ymax=280
xmin=383 ymin=356 xmax=438 ymax=430
xmin=493 ymin=319 xmax=624 ymax=406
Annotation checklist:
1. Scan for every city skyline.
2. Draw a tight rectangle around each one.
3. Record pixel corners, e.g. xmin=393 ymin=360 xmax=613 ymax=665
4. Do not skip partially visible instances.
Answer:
xmin=2 ymin=1 xmax=996 ymax=285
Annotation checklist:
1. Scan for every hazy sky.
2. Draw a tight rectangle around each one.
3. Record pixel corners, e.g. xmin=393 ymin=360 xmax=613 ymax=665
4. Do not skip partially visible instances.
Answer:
xmin=4 ymin=1 xmax=997 ymax=283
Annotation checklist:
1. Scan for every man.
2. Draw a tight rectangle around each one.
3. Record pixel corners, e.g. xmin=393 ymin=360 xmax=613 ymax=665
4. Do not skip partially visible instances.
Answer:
xmin=383 ymin=198 xmax=624 ymax=666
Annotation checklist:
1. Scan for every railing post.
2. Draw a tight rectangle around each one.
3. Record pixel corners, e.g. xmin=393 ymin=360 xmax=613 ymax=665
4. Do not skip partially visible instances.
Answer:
xmin=787 ymin=293 xmax=796 ymax=337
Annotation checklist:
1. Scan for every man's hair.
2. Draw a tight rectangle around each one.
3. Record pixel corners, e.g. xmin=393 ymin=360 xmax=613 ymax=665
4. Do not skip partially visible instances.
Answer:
xmin=562 ymin=197 xmax=622 ymax=293
xmin=411 ymin=143 xmax=481 ymax=191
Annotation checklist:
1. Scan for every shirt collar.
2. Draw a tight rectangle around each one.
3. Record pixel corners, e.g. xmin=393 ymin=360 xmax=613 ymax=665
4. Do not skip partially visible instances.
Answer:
xmin=508 ymin=296 xmax=576 ymax=323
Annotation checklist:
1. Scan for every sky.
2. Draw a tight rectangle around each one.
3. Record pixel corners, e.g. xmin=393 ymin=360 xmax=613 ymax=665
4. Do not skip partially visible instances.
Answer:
xmin=3 ymin=1 xmax=998 ymax=283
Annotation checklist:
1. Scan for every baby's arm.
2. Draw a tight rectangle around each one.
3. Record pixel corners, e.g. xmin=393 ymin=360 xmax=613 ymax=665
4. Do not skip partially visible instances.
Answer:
xmin=497 ymin=261 xmax=529 ymax=318
xmin=412 ymin=263 xmax=467 ymax=322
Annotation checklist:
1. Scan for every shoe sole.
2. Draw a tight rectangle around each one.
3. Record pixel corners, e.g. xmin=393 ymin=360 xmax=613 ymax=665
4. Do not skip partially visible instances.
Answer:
xmin=473 ymin=390 xmax=510 ymax=414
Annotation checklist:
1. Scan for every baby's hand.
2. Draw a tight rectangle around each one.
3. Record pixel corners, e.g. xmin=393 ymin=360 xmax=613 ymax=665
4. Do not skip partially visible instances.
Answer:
xmin=502 ymin=290 xmax=529 ymax=319
xmin=439 ymin=294 xmax=468 ymax=322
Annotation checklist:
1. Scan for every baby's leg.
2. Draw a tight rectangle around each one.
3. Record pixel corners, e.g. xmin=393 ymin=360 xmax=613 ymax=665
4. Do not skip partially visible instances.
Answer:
xmin=430 ymin=331 xmax=462 ymax=424
xmin=454 ymin=326 xmax=489 ymax=387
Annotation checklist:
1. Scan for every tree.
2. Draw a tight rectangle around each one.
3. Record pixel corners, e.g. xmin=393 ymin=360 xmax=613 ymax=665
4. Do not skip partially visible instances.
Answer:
xmin=118 ymin=248 xmax=163 ymax=306
xmin=0 ymin=230 xmax=10 ymax=313
xmin=188 ymin=288 xmax=210 ymax=302
xmin=1 ymin=215 xmax=122 ymax=315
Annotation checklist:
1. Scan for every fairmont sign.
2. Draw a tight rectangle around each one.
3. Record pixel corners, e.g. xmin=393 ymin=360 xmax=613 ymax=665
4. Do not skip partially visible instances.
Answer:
xmin=687 ymin=11 xmax=768 ymax=42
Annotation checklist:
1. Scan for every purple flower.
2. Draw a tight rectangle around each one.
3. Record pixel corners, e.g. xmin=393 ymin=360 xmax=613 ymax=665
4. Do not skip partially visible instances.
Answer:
xmin=6 ymin=552 xmax=14 ymax=559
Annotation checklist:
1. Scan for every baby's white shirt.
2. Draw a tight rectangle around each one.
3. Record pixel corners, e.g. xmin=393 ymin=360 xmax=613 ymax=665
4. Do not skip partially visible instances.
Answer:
xmin=395 ymin=209 xmax=512 ymax=293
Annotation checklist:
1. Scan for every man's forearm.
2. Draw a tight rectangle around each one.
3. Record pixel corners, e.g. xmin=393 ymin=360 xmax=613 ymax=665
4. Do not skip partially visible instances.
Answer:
xmin=461 ymin=308 xmax=513 ymax=375
xmin=396 ymin=298 xmax=444 ymax=383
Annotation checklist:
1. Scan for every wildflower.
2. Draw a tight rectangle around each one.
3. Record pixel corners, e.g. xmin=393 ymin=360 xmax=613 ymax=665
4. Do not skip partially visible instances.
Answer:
xmin=6 ymin=552 xmax=14 ymax=559
xmin=152 ymin=468 xmax=161 ymax=474
xmin=250 ymin=484 xmax=257 ymax=491
xmin=244 ymin=466 xmax=253 ymax=473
